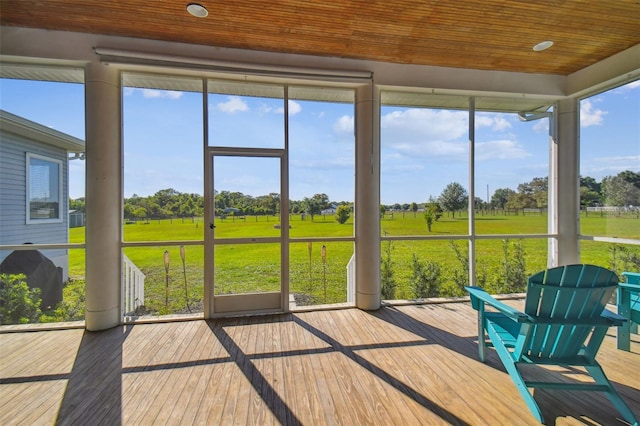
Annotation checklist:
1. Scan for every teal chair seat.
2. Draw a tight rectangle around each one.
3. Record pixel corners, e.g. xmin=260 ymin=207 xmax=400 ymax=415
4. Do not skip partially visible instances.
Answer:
xmin=617 ymin=271 xmax=640 ymax=351
xmin=466 ymin=264 xmax=638 ymax=425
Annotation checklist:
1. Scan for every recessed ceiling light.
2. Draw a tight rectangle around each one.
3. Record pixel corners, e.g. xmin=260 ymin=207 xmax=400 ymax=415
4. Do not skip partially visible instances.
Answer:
xmin=533 ymin=41 xmax=553 ymax=52
xmin=187 ymin=3 xmax=208 ymax=18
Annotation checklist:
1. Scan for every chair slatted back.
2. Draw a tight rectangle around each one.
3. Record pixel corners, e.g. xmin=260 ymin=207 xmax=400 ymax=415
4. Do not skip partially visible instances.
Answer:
xmin=522 ymin=265 xmax=618 ymax=360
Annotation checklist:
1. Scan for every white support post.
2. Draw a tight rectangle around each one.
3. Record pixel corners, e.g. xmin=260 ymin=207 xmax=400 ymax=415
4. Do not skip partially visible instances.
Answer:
xmin=85 ymin=62 xmax=122 ymax=330
xmin=554 ymin=98 xmax=581 ymax=265
xmin=355 ymin=83 xmax=381 ymax=310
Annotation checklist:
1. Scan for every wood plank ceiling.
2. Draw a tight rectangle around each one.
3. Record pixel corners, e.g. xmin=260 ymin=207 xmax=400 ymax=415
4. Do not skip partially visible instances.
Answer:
xmin=1 ymin=0 xmax=639 ymax=76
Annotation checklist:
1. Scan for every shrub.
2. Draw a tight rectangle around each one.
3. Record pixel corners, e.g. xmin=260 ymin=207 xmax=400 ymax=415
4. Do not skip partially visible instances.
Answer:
xmin=0 ymin=273 xmax=42 ymax=324
xmin=381 ymin=241 xmax=397 ymax=300
xmin=42 ymin=278 xmax=86 ymax=322
xmin=335 ymin=205 xmax=351 ymax=224
xmin=449 ymin=240 xmax=469 ymax=294
xmin=496 ymin=239 xmax=527 ymax=293
xmin=411 ymin=254 xmax=441 ymax=298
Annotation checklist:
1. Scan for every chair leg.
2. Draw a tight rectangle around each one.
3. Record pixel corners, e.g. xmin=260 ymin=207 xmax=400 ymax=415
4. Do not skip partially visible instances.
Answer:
xmin=486 ymin=325 xmax=544 ymax=423
xmin=618 ymin=289 xmax=631 ymax=351
xmin=586 ymin=364 xmax=639 ymax=426
xmin=477 ymin=307 xmax=486 ymax=362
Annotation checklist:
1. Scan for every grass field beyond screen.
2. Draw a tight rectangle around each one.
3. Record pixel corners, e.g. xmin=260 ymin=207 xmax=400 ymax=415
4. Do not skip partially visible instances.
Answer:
xmin=68 ymin=212 xmax=639 ymax=312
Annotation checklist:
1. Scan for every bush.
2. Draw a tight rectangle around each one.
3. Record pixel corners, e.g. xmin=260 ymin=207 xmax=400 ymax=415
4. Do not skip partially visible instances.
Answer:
xmin=41 ymin=278 xmax=86 ymax=322
xmin=381 ymin=241 xmax=397 ymax=300
xmin=449 ymin=240 xmax=469 ymax=294
xmin=411 ymin=254 xmax=441 ymax=298
xmin=335 ymin=205 xmax=351 ymax=224
xmin=0 ymin=273 xmax=42 ymax=324
xmin=495 ymin=239 xmax=527 ymax=293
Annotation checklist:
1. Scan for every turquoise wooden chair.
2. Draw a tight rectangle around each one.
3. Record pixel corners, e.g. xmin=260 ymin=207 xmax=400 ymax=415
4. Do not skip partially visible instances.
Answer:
xmin=617 ymin=271 xmax=640 ymax=351
xmin=466 ymin=264 xmax=638 ymax=425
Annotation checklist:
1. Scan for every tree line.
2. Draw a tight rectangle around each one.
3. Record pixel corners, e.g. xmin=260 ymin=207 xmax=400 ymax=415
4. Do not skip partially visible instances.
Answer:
xmin=383 ymin=170 xmax=640 ymax=216
xmin=68 ymin=170 xmax=639 ymax=220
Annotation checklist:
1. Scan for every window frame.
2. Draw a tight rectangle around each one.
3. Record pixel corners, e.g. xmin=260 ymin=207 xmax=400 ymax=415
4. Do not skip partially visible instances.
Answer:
xmin=26 ymin=152 xmax=64 ymax=224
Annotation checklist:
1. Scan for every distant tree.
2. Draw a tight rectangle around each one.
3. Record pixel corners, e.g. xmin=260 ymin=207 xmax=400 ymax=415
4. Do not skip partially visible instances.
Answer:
xmin=153 ymin=188 xmax=180 ymax=207
xmin=602 ymin=171 xmax=640 ymax=206
xmin=133 ymin=207 xmax=147 ymax=220
xmin=580 ymin=186 xmax=602 ymax=208
xmin=579 ymin=175 xmax=602 ymax=207
xmin=401 ymin=203 xmax=410 ymax=211
xmin=380 ymin=205 xmax=387 ymax=218
xmin=474 ymin=197 xmax=487 ymax=210
xmin=303 ymin=194 xmax=329 ymax=221
xmin=580 ymin=176 xmax=601 ymax=193
xmin=69 ymin=197 xmax=85 ymax=213
xmin=335 ymin=205 xmax=351 ymax=224
xmin=620 ymin=170 xmax=640 ymax=188
xmin=511 ymin=177 xmax=548 ymax=209
xmin=529 ymin=177 xmax=548 ymax=208
xmin=424 ymin=201 xmax=443 ymax=232
xmin=439 ymin=182 xmax=467 ymax=218
xmin=491 ymin=188 xmax=516 ymax=209
xmin=410 ymin=202 xmax=418 ymax=213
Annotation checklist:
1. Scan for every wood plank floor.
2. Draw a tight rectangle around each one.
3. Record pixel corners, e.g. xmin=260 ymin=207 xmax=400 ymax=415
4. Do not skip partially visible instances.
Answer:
xmin=1 ymin=300 xmax=639 ymax=425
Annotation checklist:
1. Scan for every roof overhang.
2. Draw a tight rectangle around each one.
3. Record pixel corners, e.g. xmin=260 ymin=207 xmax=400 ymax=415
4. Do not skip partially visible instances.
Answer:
xmin=0 ymin=109 xmax=85 ymax=153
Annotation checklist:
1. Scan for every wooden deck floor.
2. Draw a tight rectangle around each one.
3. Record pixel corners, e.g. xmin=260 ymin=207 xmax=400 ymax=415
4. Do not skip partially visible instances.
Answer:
xmin=1 ymin=300 xmax=639 ymax=425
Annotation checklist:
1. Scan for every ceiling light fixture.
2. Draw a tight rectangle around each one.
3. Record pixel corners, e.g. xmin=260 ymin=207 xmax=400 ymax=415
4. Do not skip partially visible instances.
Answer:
xmin=533 ymin=40 xmax=553 ymax=52
xmin=186 ymin=3 xmax=208 ymax=18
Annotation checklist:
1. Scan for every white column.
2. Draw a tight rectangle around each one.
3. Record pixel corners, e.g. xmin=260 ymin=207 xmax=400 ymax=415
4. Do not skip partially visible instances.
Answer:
xmin=84 ymin=62 xmax=122 ymax=330
xmin=554 ymin=98 xmax=580 ymax=265
xmin=355 ymin=83 xmax=380 ymax=310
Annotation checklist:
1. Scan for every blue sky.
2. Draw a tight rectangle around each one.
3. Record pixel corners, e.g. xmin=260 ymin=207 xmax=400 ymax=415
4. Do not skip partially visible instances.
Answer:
xmin=1 ymin=78 xmax=638 ymax=204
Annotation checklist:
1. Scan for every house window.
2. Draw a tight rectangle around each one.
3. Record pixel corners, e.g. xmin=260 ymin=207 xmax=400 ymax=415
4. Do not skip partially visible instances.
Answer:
xmin=26 ymin=153 xmax=63 ymax=223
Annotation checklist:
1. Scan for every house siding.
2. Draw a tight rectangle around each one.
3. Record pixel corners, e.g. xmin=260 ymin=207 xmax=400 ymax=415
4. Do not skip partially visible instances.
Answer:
xmin=0 ymin=131 xmax=70 ymax=277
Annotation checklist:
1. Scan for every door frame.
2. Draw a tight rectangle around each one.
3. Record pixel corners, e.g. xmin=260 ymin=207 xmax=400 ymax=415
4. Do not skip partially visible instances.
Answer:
xmin=204 ymin=146 xmax=289 ymax=317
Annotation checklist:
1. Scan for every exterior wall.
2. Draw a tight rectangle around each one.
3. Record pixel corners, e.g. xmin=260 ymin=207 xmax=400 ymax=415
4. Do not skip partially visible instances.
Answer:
xmin=0 ymin=131 xmax=69 ymax=280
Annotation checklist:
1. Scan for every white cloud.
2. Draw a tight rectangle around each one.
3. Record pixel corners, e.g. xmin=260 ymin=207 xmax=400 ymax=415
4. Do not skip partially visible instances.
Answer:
xmin=380 ymin=109 xmax=470 ymax=160
xmin=388 ymin=140 xmax=467 ymax=159
xmin=333 ymin=115 xmax=354 ymax=135
xmin=381 ymin=109 xmax=468 ymax=141
xmin=580 ymin=99 xmax=607 ymax=127
xmin=476 ymin=113 xmax=512 ymax=131
xmin=288 ymin=100 xmax=302 ymax=115
xmin=533 ymin=120 xmax=548 ymax=133
xmin=626 ymin=80 xmax=640 ymax=89
xmin=381 ymin=162 xmax=425 ymax=174
xmin=581 ymin=154 xmax=640 ymax=178
xmin=476 ymin=139 xmax=530 ymax=161
xmin=263 ymin=100 xmax=302 ymax=115
xmin=290 ymin=156 xmax=354 ymax=170
xmin=217 ymin=96 xmax=249 ymax=113
xmin=141 ymin=89 xmax=183 ymax=99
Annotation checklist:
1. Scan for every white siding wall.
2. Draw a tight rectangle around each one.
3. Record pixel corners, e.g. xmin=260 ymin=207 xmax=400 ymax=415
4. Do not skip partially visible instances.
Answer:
xmin=0 ymin=132 xmax=69 ymax=278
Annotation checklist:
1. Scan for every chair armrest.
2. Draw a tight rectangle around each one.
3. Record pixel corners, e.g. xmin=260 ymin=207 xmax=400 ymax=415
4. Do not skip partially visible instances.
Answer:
xmin=621 ymin=271 xmax=640 ymax=285
xmin=600 ymin=309 xmax=627 ymax=327
xmin=618 ymin=282 xmax=640 ymax=292
xmin=465 ymin=286 xmax=532 ymax=323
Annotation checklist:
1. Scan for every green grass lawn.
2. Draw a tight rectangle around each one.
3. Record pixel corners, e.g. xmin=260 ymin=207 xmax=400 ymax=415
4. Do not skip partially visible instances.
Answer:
xmin=67 ymin=211 xmax=640 ymax=314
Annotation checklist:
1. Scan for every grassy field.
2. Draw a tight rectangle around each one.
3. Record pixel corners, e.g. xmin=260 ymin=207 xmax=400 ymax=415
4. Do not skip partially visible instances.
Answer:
xmin=68 ymin=211 xmax=640 ymax=314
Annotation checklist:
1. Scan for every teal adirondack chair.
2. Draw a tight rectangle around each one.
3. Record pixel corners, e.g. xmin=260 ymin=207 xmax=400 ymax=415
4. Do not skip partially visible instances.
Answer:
xmin=617 ymin=271 xmax=640 ymax=351
xmin=466 ymin=264 xmax=638 ymax=425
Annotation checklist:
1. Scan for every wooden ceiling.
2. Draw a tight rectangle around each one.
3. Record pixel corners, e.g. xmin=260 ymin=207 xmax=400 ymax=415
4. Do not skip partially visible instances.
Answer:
xmin=1 ymin=0 xmax=639 ymax=76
